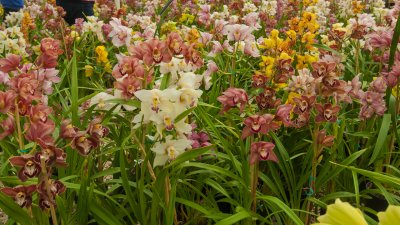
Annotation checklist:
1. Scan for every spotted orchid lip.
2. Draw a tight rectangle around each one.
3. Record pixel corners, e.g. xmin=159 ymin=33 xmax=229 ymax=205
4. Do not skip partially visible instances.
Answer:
xmin=259 ymin=151 xmax=269 ymax=160
xmin=251 ymin=123 xmax=262 ymax=132
xmin=153 ymin=55 xmax=163 ymax=63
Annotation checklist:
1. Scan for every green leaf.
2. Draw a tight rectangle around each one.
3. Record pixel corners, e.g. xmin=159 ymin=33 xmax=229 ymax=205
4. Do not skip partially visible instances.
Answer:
xmin=91 ymin=167 xmax=121 ymax=179
xmin=175 ymin=107 xmax=196 ymax=123
xmin=179 ymin=162 xmax=245 ymax=186
xmin=119 ymin=144 xmax=142 ymax=222
xmin=318 ymin=150 xmax=366 ymax=187
xmin=105 ymin=98 xmax=140 ymax=108
xmin=31 ymin=205 xmax=50 ymax=225
xmin=77 ymin=160 xmax=91 ymax=225
xmin=71 ymin=51 xmax=79 ymax=125
xmin=90 ymin=202 xmax=125 ymax=225
xmin=334 ymin=163 xmax=400 ymax=186
xmin=352 ymin=171 xmax=360 ymax=207
xmin=215 ymin=208 xmax=251 ymax=225
xmin=369 ymin=114 xmax=391 ymax=165
xmin=0 ymin=192 xmax=32 ymax=225
xmin=258 ymin=196 xmax=304 ymax=225
xmin=319 ymin=192 xmax=356 ymax=203
xmin=388 ymin=14 xmax=400 ymax=69
xmin=204 ymin=178 xmax=231 ymax=198
xmin=175 ymin=197 xmax=223 ymax=220
xmin=167 ymin=145 xmax=213 ymax=169
xmin=160 ymin=73 xmax=171 ymax=90
xmin=312 ymin=43 xmax=341 ymax=56
xmin=56 ymin=196 xmax=68 ymax=225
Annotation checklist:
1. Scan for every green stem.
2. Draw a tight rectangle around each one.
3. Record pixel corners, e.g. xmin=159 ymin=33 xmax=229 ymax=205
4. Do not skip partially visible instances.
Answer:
xmin=132 ymin=132 xmax=156 ymax=181
xmin=40 ymin=158 xmax=58 ymax=225
xmin=230 ymin=45 xmax=237 ymax=87
xmin=305 ymin=126 xmax=319 ymax=225
xmin=14 ymin=99 xmax=24 ymax=151
xmin=355 ymin=40 xmax=360 ymax=75
xmin=250 ymin=161 xmax=259 ymax=212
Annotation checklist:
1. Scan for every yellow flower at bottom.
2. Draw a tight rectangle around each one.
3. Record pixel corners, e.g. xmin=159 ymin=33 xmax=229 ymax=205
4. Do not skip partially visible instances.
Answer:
xmin=312 ymin=199 xmax=368 ymax=225
xmin=85 ymin=65 xmax=94 ymax=77
xmin=378 ymin=205 xmax=400 ymax=225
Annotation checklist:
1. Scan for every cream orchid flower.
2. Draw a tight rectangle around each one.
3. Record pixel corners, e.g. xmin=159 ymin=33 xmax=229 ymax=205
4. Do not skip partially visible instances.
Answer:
xmin=151 ymin=136 xmax=192 ymax=167
xmin=179 ymin=88 xmax=203 ymax=108
xmin=176 ymin=57 xmax=194 ymax=72
xmin=133 ymin=89 xmax=181 ymax=125
xmin=89 ymin=92 xmax=121 ymax=112
xmin=178 ymin=72 xmax=203 ymax=90
xmin=152 ymin=101 xmax=192 ymax=137
xmin=160 ymin=57 xmax=180 ymax=79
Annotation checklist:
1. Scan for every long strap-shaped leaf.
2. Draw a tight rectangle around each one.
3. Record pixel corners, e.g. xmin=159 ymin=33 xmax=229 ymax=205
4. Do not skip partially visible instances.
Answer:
xmin=154 ymin=0 xmax=174 ymax=37
xmin=387 ymin=13 xmax=400 ymax=145
xmin=0 ymin=192 xmax=32 ymax=225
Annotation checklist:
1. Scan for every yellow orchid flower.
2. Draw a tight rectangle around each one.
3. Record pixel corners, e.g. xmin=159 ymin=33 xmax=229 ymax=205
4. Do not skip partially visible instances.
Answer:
xmin=378 ymin=205 xmax=400 ymax=225
xmin=272 ymin=82 xmax=287 ymax=90
xmin=260 ymin=56 xmax=275 ymax=67
xmin=95 ymin=46 xmax=109 ymax=64
xmin=312 ymin=199 xmax=368 ymax=225
xmin=285 ymin=92 xmax=301 ymax=104
xmin=85 ymin=65 xmax=94 ymax=77
xmin=392 ymin=85 xmax=399 ymax=97
xmin=305 ymin=54 xmax=318 ymax=64
xmin=302 ymin=12 xmax=317 ymax=23
xmin=278 ymin=52 xmax=292 ymax=61
xmin=296 ymin=55 xmax=307 ymax=70
xmin=286 ymin=30 xmax=297 ymax=42
xmin=302 ymin=32 xmax=316 ymax=44
xmin=270 ymin=29 xmax=280 ymax=39
xmin=260 ymin=38 xmax=275 ymax=49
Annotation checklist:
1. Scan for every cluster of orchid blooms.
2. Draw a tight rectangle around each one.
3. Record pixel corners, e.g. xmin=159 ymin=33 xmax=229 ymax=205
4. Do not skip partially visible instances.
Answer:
xmin=0 ymin=38 xmax=109 ymax=210
xmin=106 ymin=30 xmax=213 ymax=166
xmin=0 ymin=0 xmax=399 ymax=216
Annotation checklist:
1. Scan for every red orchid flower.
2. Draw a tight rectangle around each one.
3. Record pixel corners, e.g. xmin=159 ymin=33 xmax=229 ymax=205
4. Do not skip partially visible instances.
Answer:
xmin=0 ymin=54 xmax=22 ymax=73
xmin=0 ymin=90 xmax=16 ymax=114
xmin=241 ymin=114 xmax=279 ymax=139
xmin=9 ymin=156 xmax=41 ymax=182
xmin=315 ymin=103 xmax=341 ymax=123
xmin=217 ymin=88 xmax=248 ymax=114
xmin=71 ymin=131 xmax=98 ymax=156
xmin=1 ymin=185 xmax=37 ymax=208
xmin=250 ymin=142 xmax=278 ymax=165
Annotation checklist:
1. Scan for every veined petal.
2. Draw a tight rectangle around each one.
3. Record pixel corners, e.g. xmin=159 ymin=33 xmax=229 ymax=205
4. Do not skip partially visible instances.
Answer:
xmin=153 ymin=154 xmax=168 ymax=167
xmin=173 ymin=138 xmax=192 ymax=151
xmin=134 ymin=89 xmax=154 ymax=102
xmin=151 ymin=142 xmax=165 ymax=154
xmin=378 ymin=206 xmax=400 ymax=225
xmin=316 ymin=199 xmax=368 ymax=225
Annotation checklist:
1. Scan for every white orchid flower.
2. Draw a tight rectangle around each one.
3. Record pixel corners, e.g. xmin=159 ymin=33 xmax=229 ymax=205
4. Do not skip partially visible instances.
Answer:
xmin=151 ymin=136 xmax=192 ymax=167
